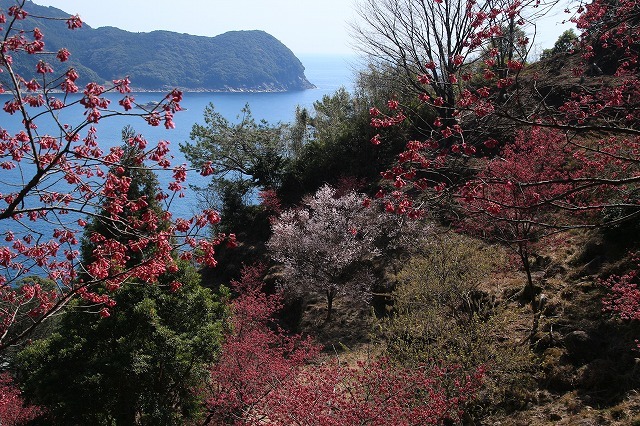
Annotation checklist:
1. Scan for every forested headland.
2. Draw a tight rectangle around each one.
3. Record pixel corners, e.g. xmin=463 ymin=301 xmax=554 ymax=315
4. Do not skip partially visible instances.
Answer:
xmin=0 ymin=0 xmax=314 ymax=92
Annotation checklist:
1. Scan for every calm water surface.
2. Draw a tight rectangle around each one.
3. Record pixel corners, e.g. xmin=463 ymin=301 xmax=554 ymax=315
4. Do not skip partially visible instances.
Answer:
xmin=0 ymin=54 xmax=360 ymax=223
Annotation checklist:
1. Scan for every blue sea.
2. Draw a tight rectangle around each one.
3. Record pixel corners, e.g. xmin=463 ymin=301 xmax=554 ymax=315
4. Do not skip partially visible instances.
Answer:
xmin=52 ymin=54 xmax=359 ymax=158
xmin=0 ymin=54 xmax=360 ymax=279
xmin=0 ymin=55 xmax=358 ymax=209
xmin=0 ymin=54 xmax=360 ymax=218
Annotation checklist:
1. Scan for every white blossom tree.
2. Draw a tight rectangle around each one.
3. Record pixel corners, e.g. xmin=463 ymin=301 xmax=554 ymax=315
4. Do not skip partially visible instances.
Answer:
xmin=267 ymin=185 xmax=384 ymax=320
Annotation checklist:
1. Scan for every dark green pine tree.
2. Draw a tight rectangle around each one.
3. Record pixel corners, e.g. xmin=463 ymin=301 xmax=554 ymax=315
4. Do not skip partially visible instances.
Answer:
xmin=79 ymin=126 xmax=168 ymax=276
xmin=16 ymin=127 xmax=228 ymax=425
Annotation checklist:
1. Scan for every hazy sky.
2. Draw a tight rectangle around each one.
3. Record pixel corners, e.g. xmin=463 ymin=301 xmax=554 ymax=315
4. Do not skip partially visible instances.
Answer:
xmin=31 ymin=0 xmax=572 ymax=56
xmin=31 ymin=0 xmax=360 ymax=55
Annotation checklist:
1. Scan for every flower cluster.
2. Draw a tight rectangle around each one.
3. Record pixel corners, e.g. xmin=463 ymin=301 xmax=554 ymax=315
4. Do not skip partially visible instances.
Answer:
xmin=267 ymin=185 xmax=384 ymax=319
xmin=0 ymin=3 xmax=224 ymax=350
xmin=602 ymin=256 xmax=640 ymax=322
xmin=204 ymin=264 xmax=485 ymax=425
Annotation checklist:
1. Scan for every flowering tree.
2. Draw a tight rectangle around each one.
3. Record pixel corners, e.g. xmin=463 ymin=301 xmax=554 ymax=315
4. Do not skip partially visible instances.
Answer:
xmin=366 ymin=0 xmax=639 ymax=228
xmin=602 ymin=254 xmax=640 ymax=350
xmin=0 ymin=1 xmax=225 ymax=352
xmin=0 ymin=372 xmax=41 ymax=425
xmin=204 ymin=263 xmax=486 ymax=426
xmin=354 ymin=0 xmax=556 ymax=224
xmin=202 ymin=263 xmax=319 ymax=425
xmin=457 ymin=126 xmax=574 ymax=333
xmin=267 ymin=185 xmax=383 ymax=320
xmin=356 ymin=0 xmax=640 ymax=346
xmin=12 ymin=135 xmax=228 ymax=424
xmin=354 ymin=0 xmax=552 ymax=141
xmin=263 ymin=359 xmax=485 ymax=426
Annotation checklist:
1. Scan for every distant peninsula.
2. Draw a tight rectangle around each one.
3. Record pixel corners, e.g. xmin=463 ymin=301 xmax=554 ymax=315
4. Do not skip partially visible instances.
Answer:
xmin=5 ymin=1 xmax=315 ymax=92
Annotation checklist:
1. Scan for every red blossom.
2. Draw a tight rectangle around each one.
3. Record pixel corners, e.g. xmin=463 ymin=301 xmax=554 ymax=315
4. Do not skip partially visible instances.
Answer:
xmin=496 ymin=77 xmax=514 ymax=88
xmin=164 ymin=110 xmax=175 ymax=129
xmin=66 ymin=14 xmax=82 ymax=29
xmin=507 ymin=59 xmax=524 ymax=71
xmin=36 ymin=60 xmax=53 ymax=74
xmin=145 ymin=112 xmax=161 ymax=126
xmin=200 ymin=161 xmax=215 ymax=176
xmin=602 ymin=256 xmax=640 ymax=322
xmin=226 ymin=233 xmax=238 ymax=248
xmin=418 ymin=74 xmax=431 ymax=84
xmin=48 ymin=98 xmax=64 ymax=110
xmin=61 ymin=78 xmax=78 ymax=94
xmin=169 ymin=281 xmax=182 ymax=292
xmin=484 ymin=138 xmax=499 ymax=149
xmin=56 ymin=47 xmax=71 ymax=62
xmin=3 ymin=98 xmax=21 ymax=115
xmin=118 ymin=96 xmax=134 ymax=111
xmin=0 ymin=3 xmax=198 ymax=352
xmin=0 ymin=373 xmax=42 ymax=423
xmin=112 ymin=77 xmax=131 ymax=93
xmin=258 ymin=188 xmax=282 ymax=214
xmin=8 ymin=6 xmax=27 ymax=20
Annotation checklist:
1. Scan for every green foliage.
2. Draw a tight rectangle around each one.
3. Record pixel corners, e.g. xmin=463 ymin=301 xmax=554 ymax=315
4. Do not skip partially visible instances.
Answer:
xmin=14 ymin=129 xmax=228 ymax=425
xmin=182 ymin=64 xmax=416 ymax=221
xmin=200 ymin=179 xmax=271 ymax=241
xmin=279 ymin=86 xmax=410 ymax=204
xmin=182 ymin=103 xmax=291 ymax=189
xmin=180 ymin=104 xmax=287 ymax=240
xmin=540 ymin=29 xmax=578 ymax=60
xmin=0 ymin=276 xmax=61 ymax=365
xmin=16 ymin=263 xmax=227 ymax=426
xmin=378 ymin=233 xmax=537 ymax=415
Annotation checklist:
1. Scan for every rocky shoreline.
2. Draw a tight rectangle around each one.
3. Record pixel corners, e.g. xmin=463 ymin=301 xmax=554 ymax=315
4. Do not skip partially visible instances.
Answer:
xmin=132 ymin=83 xmax=317 ymax=93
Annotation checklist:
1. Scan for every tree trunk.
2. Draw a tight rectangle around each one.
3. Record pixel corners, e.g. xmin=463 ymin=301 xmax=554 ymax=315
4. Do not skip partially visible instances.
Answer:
xmin=519 ymin=244 xmax=542 ymax=339
xmin=326 ymin=289 xmax=334 ymax=321
xmin=522 ymin=249 xmax=535 ymax=301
